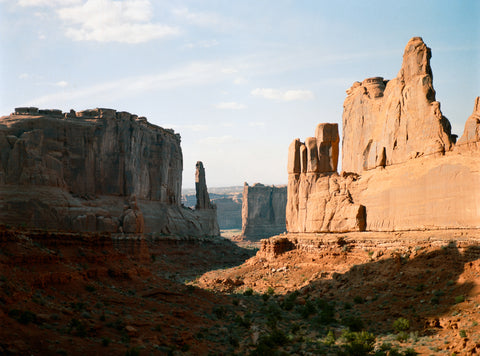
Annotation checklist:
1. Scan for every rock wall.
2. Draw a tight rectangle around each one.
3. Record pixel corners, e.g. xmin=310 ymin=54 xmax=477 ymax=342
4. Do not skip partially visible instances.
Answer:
xmin=286 ymin=124 xmax=366 ymax=233
xmin=241 ymin=183 xmax=287 ymax=239
xmin=286 ymin=37 xmax=480 ymax=233
xmin=456 ymin=97 xmax=480 ymax=151
xmin=0 ymin=108 xmax=219 ymax=236
xmin=182 ymin=189 xmax=243 ymax=230
xmin=342 ymin=37 xmax=454 ymax=174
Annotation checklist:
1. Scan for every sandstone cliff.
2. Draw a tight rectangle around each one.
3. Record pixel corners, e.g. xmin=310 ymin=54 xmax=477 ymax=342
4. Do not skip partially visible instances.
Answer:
xmin=457 ymin=97 xmax=480 ymax=150
xmin=342 ymin=37 xmax=454 ymax=174
xmin=241 ymin=183 xmax=287 ymax=239
xmin=182 ymin=187 xmax=243 ymax=230
xmin=0 ymin=108 xmax=219 ymax=236
xmin=286 ymin=37 xmax=480 ymax=233
xmin=286 ymin=124 xmax=366 ymax=233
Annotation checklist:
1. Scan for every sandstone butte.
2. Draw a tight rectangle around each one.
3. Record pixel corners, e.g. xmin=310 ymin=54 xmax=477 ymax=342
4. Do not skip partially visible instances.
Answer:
xmin=0 ymin=107 xmax=219 ymax=237
xmin=241 ymin=182 xmax=287 ymax=239
xmin=287 ymin=37 xmax=480 ymax=233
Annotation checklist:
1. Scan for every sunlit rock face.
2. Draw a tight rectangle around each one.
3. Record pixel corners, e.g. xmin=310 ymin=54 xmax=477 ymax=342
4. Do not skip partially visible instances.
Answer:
xmin=286 ymin=37 xmax=480 ymax=233
xmin=342 ymin=37 xmax=454 ymax=174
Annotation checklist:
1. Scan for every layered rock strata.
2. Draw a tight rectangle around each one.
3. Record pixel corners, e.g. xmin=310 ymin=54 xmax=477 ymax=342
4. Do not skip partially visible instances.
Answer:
xmin=342 ymin=37 xmax=454 ymax=174
xmin=241 ymin=183 xmax=287 ymax=239
xmin=0 ymin=108 xmax=219 ymax=236
xmin=287 ymin=124 xmax=366 ymax=233
xmin=457 ymin=97 xmax=480 ymax=150
xmin=287 ymin=37 xmax=480 ymax=233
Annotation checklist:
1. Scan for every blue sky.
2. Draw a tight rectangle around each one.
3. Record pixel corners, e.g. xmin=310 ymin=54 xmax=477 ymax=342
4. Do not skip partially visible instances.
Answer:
xmin=0 ymin=0 xmax=478 ymax=189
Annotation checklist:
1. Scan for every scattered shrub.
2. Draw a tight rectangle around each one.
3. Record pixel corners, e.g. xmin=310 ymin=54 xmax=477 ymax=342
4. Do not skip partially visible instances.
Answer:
xmin=353 ymin=296 xmax=364 ymax=304
xmin=8 ymin=309 xmax=38 ymax=325
xmin=342 ymin=316 xmax=364 ymax=332
xmin=85 ymin=284 xmax=96 ymax=292
xmin=393 ymin=318 xmax=410 ymax=333
xmin=340 ymin=330 xmax=375 ymax=356
xmin=459 ymin=329 xmax=467 ymax=338
xmin=243 ymin=288 xmax=254 ymax=296
xmin=455 ymin=295 xmax=465 ymax=304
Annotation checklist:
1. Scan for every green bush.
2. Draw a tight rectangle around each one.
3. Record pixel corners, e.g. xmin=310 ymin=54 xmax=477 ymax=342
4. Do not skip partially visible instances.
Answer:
xmin=8 ymin=309 xmax=38 ymax=325
xmin=459 ymin=329 xmax=467 ymax=338
xmin=299 ymin=300 xmax=316 ymax=319
xmin=243 ymin=288 xmax=254 ymax=296
xmin=455 ymin=295 xmax=465 ymax=304
xmin=393 ymin=318 xmax=410 ymax=332
xmin=342 ymin=316 xmax=364 ymax=332
xmin=340 ymin=330 xmax=376 ymax=356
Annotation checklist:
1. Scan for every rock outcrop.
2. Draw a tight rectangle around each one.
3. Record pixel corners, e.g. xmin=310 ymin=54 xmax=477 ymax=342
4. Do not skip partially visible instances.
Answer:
xmin=182 ymin=187 xmax=243 ymax=230
xmin=241 ymin=183 xmax=287 ymax=239
xmin=287 ymin=124 xmax=366 ymax=233
xmin=342 ymin=37 xmax=454 ymax=174
xmin=0 ymin=108 xmax=219 ymax=236
xmin=457 ymin=97 xmax=480 ymax=150
xmin=195 ymin=161 xmax=213 ymax=209
xmin=286 ymin=37 xmax=480 ymax=233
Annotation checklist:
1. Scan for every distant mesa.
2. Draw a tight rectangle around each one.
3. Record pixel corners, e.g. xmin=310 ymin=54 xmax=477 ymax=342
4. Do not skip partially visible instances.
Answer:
xmin=241 ymin=182 xmax=287 ymax=239
xmin=287 ymin=37 xmax=480 ymax=233
xmin=0 ymin=107 xmax=219 ymax=237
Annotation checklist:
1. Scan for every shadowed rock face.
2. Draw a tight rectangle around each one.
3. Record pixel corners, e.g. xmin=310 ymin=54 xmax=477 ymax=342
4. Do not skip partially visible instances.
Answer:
xmin=286 ymin=37 xmax=480 ymax=233
xmin=0 ymin=108 xmax=219 ymax=236
xmin=195 ymin=161 xmax=213 ymax=209
xmin=0 ymin=108 xmax=182 ymax=202
xmin=241 ymin=183 xmax=287 ymax=239
xmin=342 ymin=37 xmax=454 ymax=174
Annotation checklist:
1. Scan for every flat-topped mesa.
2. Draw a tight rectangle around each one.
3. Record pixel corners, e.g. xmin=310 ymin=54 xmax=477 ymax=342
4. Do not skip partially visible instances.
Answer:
xmin=457 ymin=97 xmax=480 ymax=150
xmin=241 ymin=182 xmax=287 ymax=239
xmin=195 ymin=161 xmax=213 ymax=209
xmin=342 ymin=36 xmax=454 ymax=174
xmin=0 ymin=108 xmax=219 ymax=236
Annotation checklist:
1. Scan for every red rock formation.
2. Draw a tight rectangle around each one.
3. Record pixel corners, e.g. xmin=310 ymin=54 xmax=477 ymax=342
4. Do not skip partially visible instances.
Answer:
xmin=457 ymin=97 xmax=480 ymax=150
xmin=286 ymin=124 xmax=366 ymax=233
xmin=342 ymin=37 xmax=454 ymax=174
xmin=286 ymin=37 xmax=480 ymax=233
xmin=0 ymin=108 xmax=219 ymax=236
xmin=241 ymin=183 xmax=287 ymax=239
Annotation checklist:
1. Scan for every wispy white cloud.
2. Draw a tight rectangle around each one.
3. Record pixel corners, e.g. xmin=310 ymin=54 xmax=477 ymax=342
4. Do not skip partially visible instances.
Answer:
xmin=215 ymin=102 xmax=246 ymax=110
xmin=198 ymin=135 xmax=234 ymax=145
xmin=251 ymin=88 xmax=314 ymax=101
xmin=183 ymin=39 xmax=219 ymax=49
xmin=19 ymin=73 xmax=29 ymax=80
xmin=55 ymin=0 xmax=179 ymax=44
xmin=221 ymin=68 xmax=238 ymax=74
xmin=25 ymin=61 xmax=225 ymax=106
xmin=248 ymin=122 xmax=265 ymax=127
xmin=164 ymin=123 xmax=209 ymax=132
xmin=19 ymin=0 xmax=81 ymax=6
xmin=172 ymin=7 xmax=224 ymax=28
xmin=233 ymin=77 xmax=247 ymax=85
xmin=55 ymin=81 xmax=68 ymax=87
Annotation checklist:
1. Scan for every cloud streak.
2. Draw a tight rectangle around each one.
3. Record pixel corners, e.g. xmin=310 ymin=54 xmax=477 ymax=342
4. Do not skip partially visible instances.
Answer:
xmin=25 ymin=61 xmax=226 ymax=107
xmin=215 ymin=102 xmax=246 ymax=110
xmin=251 ymin=88 xmax=314 ymax=101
